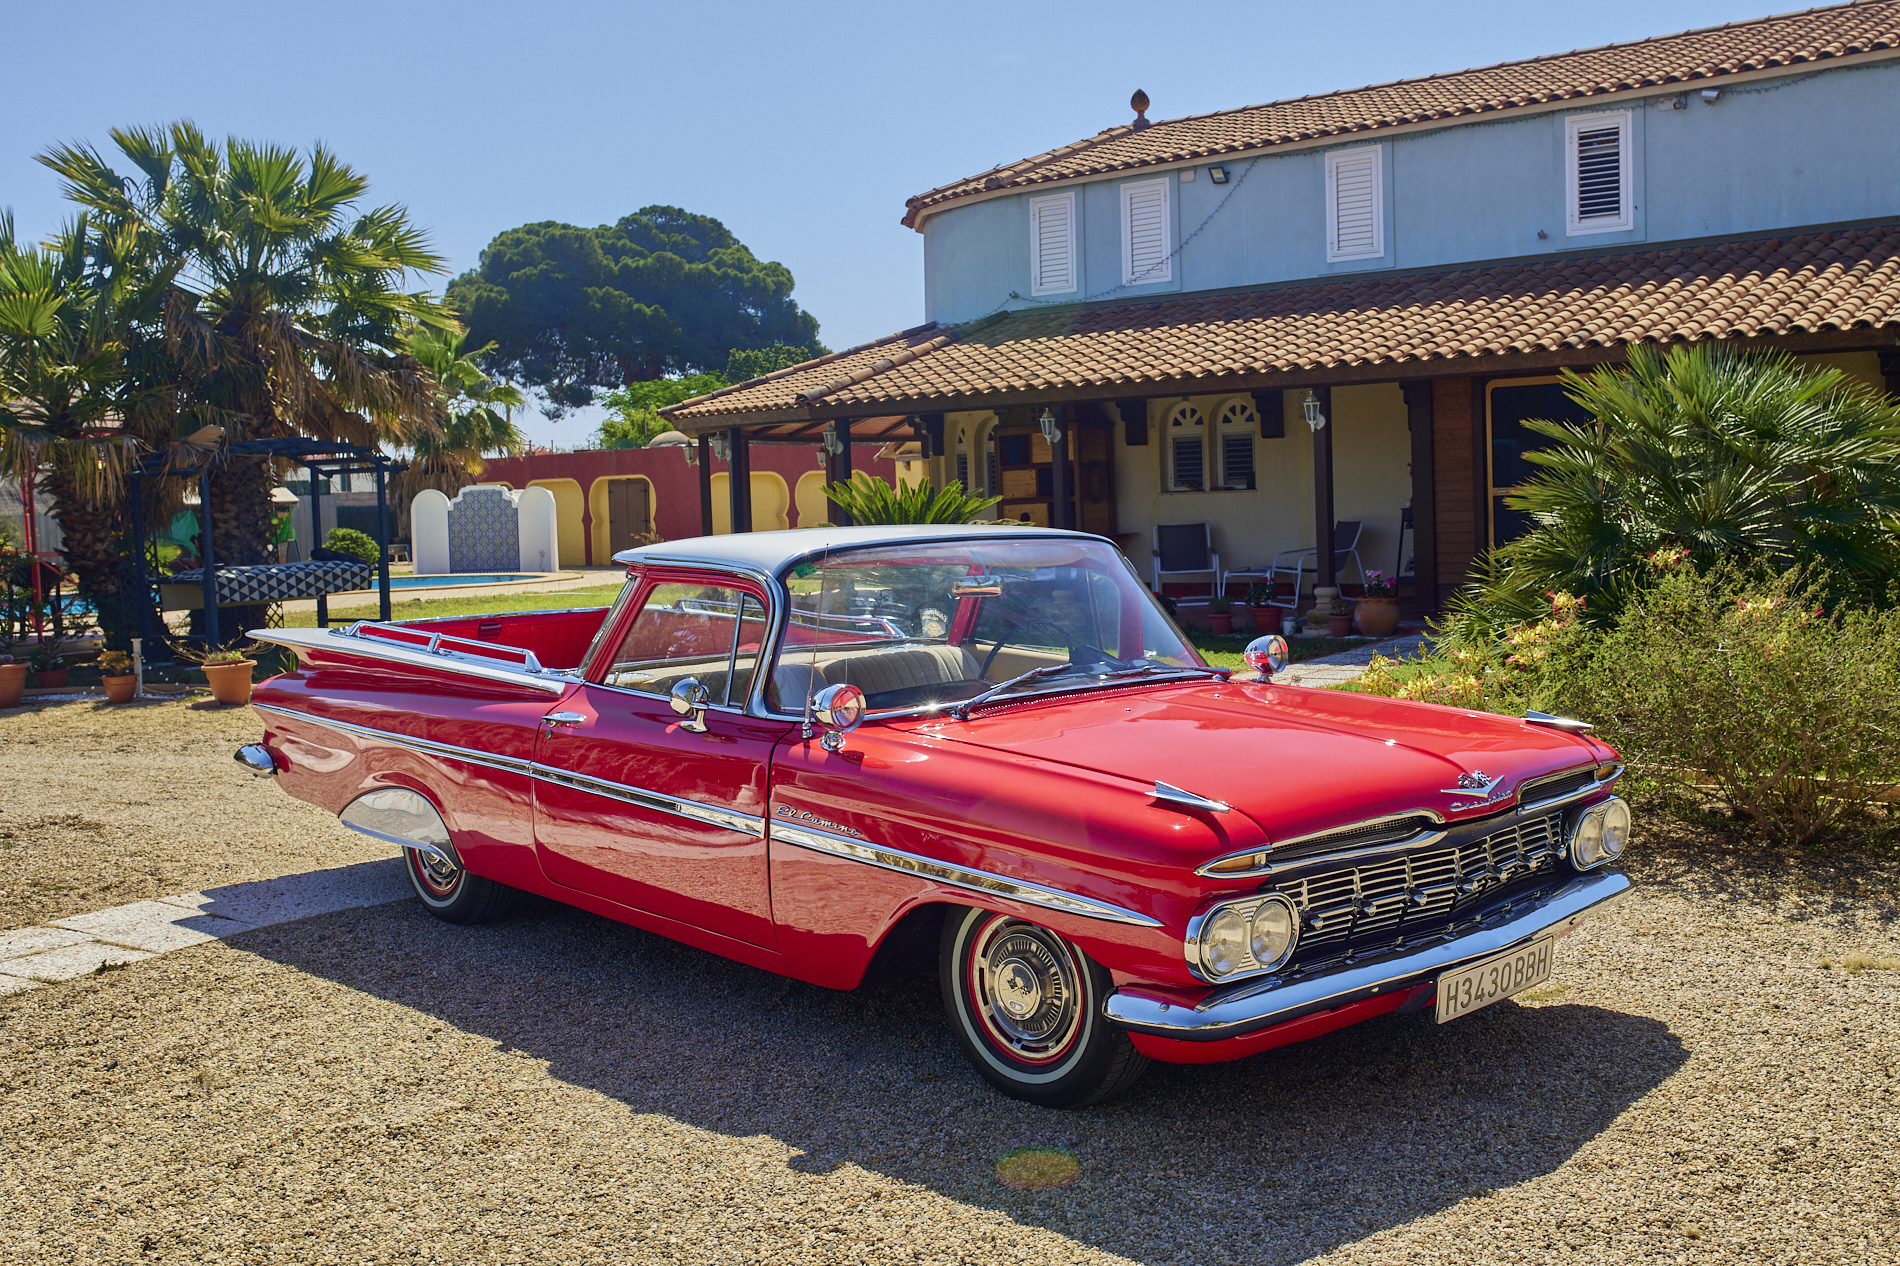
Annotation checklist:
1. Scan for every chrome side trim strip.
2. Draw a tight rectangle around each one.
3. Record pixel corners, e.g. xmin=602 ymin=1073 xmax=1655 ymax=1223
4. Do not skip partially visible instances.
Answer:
xmin=531 ymin=765 xmax=765 ymax=836
xmin=254 ymin=703 xmax=765 ymax=838
xmin=770 ymin=820 xmax=1164 ymax=928
xmin=1105 ymin=868 xmax=1633 ymax=1041
xmin=255 ymin=703 xmax=533 ymax=778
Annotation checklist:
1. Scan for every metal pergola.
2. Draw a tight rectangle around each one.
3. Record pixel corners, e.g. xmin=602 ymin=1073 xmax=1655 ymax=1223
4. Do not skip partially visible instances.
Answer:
xmin=128 ymin=437 xmax=405 ymax=647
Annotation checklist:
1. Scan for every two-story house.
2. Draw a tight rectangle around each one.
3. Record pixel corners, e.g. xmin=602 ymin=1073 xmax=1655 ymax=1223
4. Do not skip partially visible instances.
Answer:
xmin=666 ymin=0 xmax=1900 ymax=607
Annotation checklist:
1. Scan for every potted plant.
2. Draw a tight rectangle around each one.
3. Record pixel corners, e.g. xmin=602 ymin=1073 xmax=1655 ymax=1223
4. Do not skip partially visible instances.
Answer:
xmin=0 ymin=653 xmax=23 ymax=709
xmin=1206 ymin=593 xmax=1234 ymax=635
xmin=198 ymin=648 xmax=259 ymax=706
xmin=1243 ymin=583 xmax=1277 ymax=630
xmin=96 ymin=650 xmax=137 ymax=704
xmin=1354 ymin=570 xmax=1402 ymax=638
xmin=32 ymin=642 xmax=67 ymax=689
xmin=1327 ymin=606 xmax=1355 ymax=637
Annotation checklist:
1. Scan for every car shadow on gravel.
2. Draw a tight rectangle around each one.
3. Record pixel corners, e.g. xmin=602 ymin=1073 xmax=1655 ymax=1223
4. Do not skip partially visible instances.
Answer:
xmin=236 ymin=895 xmax=1687 ymax=1265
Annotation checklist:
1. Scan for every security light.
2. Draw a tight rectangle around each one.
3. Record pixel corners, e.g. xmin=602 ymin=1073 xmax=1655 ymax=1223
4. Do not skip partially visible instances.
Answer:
xmin=1208 ymin=166 xmax=1230 ymax=184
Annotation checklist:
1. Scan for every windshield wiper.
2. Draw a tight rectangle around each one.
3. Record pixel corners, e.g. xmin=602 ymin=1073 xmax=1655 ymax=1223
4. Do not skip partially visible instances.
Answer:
xmin=949 ymin=660 xmax=1228 ymax=721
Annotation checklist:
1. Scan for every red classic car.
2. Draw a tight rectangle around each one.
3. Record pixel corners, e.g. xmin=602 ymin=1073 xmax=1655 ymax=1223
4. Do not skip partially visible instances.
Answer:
xmin=238 ymin=525 xmax=1632 ymax=1106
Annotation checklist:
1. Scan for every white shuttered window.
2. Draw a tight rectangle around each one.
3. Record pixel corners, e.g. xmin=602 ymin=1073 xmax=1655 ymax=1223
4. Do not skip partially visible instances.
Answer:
xmin=1325 ymin=147 xmax=1384 ymax=262
xmin=1121 ymin=178 xmax=1172 ymax=286
xmin=1028 ymin=192 xmax=1076 ymax=296
xmin=1565 ymin=110 xmax=1633 ymax=235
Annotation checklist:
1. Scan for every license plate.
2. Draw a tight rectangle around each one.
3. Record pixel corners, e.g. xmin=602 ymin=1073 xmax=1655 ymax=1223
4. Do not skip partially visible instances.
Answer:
xmin=1434 ymin=938 xmax=1554 ymax=1024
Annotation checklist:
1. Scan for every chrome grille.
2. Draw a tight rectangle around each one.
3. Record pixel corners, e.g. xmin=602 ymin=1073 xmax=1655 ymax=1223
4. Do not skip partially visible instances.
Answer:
xmin=1274 ymin=813 xmax=1438 ymax=862
xmin=1275 ymin=812 xmax=1565 ymax=956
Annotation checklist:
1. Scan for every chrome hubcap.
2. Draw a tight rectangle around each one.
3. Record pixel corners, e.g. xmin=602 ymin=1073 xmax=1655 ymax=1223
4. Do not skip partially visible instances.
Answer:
xmin=971 ymin=920 xmax=1082 ymax=1059
xmin=411 ymin=846 xmax=460 ymax=895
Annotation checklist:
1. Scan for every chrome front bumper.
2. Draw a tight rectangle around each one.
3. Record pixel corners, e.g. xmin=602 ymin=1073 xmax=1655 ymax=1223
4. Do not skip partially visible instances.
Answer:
xmin=1105 ymin=867 xmax=1633 ymax=1041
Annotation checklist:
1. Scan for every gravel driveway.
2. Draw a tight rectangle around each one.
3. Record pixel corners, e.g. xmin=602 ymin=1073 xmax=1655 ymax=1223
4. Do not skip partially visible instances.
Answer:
xmin=2 ymin=703 xmax=1897 ymax=1264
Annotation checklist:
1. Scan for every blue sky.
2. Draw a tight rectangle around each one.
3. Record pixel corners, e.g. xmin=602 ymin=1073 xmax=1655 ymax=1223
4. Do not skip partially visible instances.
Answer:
xmin=2 ymin=0 xmax=1783 ymax=446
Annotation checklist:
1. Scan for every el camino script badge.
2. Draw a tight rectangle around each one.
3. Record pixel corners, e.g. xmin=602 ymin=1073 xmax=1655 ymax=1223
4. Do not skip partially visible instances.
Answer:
xmin=774 ymin=805 xmax=866 ymax=838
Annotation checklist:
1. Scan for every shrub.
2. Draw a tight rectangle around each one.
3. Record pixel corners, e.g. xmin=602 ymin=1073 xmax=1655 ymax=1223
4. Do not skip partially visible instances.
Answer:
xmin=823 ymin=473 xmax=1000 ymax=525
xmin=323 ymin=527 xmax=381 ymax=563
xmin=95 ymin=650 xmax=133 ymax=675
xmin=1589 ymin=564 xmax=1900 ymax=848
xmin=1441 ymin=344 xmax=1900 ymax=646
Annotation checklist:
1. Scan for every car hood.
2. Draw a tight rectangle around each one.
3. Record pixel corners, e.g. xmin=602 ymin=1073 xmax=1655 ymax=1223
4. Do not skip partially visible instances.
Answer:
xmin=915 ymin=678 xmax=1610 ymax=845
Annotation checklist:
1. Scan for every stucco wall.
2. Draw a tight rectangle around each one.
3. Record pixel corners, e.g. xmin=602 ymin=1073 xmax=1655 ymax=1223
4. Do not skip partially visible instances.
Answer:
xmin=922 ymin=60 xmax=1900 ymax=325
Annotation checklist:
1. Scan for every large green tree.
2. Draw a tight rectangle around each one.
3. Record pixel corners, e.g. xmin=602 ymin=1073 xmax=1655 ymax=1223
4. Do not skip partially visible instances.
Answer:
xmin=448 ymin=207 xmax=823 ymax=412
xmin=40 ymin=122 xmax=453 ymax=585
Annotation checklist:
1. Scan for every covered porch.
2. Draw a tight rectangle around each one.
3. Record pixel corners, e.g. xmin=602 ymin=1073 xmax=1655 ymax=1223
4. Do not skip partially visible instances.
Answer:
xmin=660 ymin=226 xmax=1900 ymax=616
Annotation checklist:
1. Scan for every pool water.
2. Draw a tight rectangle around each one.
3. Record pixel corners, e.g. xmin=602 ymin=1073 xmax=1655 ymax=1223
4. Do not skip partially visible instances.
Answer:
xmin=389 ymin=574 xmax=541 ymax=588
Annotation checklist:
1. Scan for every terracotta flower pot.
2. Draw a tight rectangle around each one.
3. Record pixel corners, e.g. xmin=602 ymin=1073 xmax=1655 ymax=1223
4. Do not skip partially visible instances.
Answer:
xmin=0 ymin=662 xmax=26 ymax=709
xmin=1249 ymin=605 xmax=1278 ymax=631
xmin=1354 ymin=596 xmax=1401 ymax=638
xmin=1208 ymin=613 xmax=1234 ymax=634
xmin=36 ymin=666 xmax=69 ymax=689
xmin=1327 ymin=612 xmax=1355 ymax=637
xmin=201 ymin=659 xmax=257 ymax=706
xmin=101 ymin=674 xmax=137 ymax=705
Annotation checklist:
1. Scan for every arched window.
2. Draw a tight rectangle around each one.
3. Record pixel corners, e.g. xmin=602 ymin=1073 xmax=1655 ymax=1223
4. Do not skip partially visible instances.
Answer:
xmin=1165 ymin=402 xmax=1206 ymax=492
xmin=1216 ymin=399 xmax=1257 ymax=490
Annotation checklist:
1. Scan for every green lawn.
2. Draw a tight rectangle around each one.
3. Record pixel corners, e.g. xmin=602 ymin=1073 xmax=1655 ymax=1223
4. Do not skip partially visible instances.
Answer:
xmin=1189 ymin=632 xmax=1368 ymax=669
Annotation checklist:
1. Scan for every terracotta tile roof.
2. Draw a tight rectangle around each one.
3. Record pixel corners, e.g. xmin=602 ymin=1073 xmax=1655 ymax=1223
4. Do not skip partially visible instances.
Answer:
xmin=903 ymin=1 xmax=1900 ymax=227
xmin=663 ymin=226 xmax=1900 ymax=424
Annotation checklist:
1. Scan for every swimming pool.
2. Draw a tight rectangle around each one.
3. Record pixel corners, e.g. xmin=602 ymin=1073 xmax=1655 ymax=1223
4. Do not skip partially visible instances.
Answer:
xmin=387 ymin=574 xmax=543 ymax=589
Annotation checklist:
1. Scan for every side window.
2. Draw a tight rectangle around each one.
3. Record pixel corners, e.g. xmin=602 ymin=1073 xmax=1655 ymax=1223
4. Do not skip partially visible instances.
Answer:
xmin=601 ymin=582 xmax=765 ymax=707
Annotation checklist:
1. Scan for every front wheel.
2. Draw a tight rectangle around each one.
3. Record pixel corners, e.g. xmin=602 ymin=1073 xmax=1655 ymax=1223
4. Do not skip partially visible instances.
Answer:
xmin=940 ymin=907 xmax=1149 ymax=1107
xmin=405 ymin=845 xmax=514 ymax=924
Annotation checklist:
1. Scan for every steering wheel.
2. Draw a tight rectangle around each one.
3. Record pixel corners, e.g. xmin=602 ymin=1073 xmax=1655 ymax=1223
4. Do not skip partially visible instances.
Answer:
xmin=978 ymin=618 xmax=1073 ymax=680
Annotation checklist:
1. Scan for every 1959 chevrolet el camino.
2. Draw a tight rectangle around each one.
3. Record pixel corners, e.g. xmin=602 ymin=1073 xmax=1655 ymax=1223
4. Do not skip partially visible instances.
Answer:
xmin=239 ymin=525 xmax=1632 ymax=1106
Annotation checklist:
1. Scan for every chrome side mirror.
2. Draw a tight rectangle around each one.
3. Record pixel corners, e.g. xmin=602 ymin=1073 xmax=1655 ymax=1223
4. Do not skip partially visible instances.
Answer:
xmin=811 ymin=683 xmax=866 ymax=752
xmin=1243 ymin=635 xmax=1289 ymax=680
xmin=669 ymin=677 xmax=711 ymax=733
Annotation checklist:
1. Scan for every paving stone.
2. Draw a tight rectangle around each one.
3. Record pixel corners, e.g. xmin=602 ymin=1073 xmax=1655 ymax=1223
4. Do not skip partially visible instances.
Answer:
xmin=155 ymin=856 xmax=411 ymax=930
xmin=5 ymin=942 xmax=152 ymax=982
xmin=0 ymin=972 xmax=44 ymax=995
xmin=53 ymin=900 xmax=253 ymax=952
xmin=0 ymin=926 xmax=96 ymax=961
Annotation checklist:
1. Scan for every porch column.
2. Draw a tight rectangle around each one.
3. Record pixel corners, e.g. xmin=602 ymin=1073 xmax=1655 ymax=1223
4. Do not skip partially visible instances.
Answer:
xmin=825 ymin=420 xmax=853 ymax=526
xmin=1310 ymin=387 xmax=1335 ymax=590
xmin=726 ymin=427 xmax=752 ymax=534
xmin=697 ymin=435 xmax=714 ymax=536
xmin=1401 ymin=381 xmax=1438 ymax=609
xmin=1039 ymin=406 xmax=1072 ymax=530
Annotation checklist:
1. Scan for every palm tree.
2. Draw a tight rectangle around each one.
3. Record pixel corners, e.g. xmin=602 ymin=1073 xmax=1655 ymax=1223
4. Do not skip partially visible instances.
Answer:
xmin=393 ymin=325 xmax=526 ymax=534
xmin=1445 ymin=344 xmax=1900 ymax=642
xmin=39 ymin=123 xmax=452 ymax=581
xmin=0 ymin=213 xmax=175 ymax=639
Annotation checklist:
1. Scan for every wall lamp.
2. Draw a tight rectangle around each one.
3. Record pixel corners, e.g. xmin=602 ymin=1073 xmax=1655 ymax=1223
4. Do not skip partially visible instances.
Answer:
xmin=820 ymin=425 xmax=844 ymax=456
xmin=1207 ymin=165 xmax=1230 ymax=184
xmin=710 ymin=432 xmax=730 ymax=463
xmin=1301 ymin=391 xmax=1328 ymax=432
xmin=1038 ymin=407 xmax=1063 ymax=446
xmin=1701 ymin=88 xmax=1722 ymax=104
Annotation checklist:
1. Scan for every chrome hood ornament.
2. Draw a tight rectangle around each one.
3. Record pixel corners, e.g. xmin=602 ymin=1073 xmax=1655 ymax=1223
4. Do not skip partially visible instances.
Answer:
xmin=1440 ymin=770 xmax=1498 ymax=796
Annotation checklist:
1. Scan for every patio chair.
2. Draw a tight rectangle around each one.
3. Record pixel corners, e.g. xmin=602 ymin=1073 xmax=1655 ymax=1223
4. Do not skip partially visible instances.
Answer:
xmin=1266 ymin=521 xmax=1366 ymax=608
xmin=1151 ymin=523 xmax=1223 ymax=598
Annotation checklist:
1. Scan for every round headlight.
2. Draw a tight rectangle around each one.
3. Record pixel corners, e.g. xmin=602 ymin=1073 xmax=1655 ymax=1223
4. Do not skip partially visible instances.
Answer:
xmin=1249 ymin=897 xmax=1297 ymax=971
xmin=1569 ymin=806 xmax=1607 ymax=869
xmin=1598 ymin=797 xmax=1631 ymax=859
xmin=1201 ymin=908 xmax=1250 ymax=978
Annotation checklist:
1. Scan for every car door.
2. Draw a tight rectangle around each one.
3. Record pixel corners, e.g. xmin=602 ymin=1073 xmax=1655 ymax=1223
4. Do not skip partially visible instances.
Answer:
xmin=532 ymin=574 xmax=789 ymax=948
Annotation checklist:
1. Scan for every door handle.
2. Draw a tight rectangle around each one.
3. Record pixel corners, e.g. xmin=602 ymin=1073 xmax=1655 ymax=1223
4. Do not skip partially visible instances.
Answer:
xmin=543 ymin=711 xmax=587 ymax=730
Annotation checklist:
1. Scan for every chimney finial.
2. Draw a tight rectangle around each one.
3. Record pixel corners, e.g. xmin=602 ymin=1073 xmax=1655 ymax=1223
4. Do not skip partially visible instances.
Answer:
xmin=1130 ymin=89 xmax=1151 ymax=130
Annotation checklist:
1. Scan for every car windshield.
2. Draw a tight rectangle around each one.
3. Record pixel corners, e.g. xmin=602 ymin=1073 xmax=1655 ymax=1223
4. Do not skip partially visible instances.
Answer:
xmin=768 ymin=537 xmax=1204 ymax=716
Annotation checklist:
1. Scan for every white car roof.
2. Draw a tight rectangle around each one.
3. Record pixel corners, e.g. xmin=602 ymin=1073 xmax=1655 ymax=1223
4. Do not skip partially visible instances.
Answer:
xmin=611 ymin=524 xmax=1104 ymax=578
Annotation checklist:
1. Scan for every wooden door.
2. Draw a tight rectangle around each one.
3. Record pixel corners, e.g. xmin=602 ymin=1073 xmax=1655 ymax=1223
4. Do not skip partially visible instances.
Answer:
xmin=606 ymin=480 xmax=649 ymax=554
